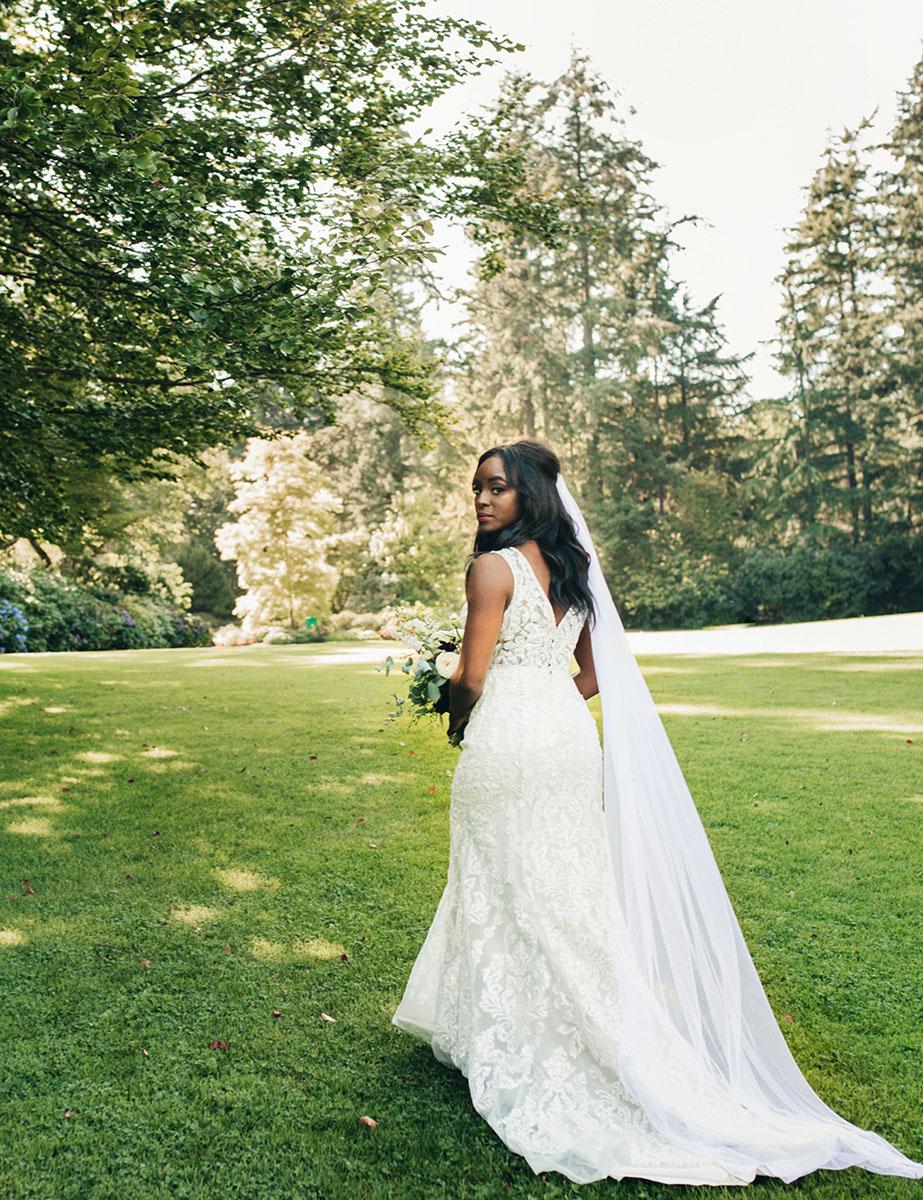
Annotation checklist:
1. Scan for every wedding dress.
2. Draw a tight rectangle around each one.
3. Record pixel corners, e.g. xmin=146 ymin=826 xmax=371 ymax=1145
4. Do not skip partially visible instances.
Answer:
xmin=391 ymin=545 xmax=753 ymax=1184
xmin=390 ymin=542 xmax=922 ymax=1185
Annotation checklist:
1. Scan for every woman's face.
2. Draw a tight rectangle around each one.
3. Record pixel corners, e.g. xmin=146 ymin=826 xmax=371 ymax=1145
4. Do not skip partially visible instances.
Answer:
xmin=472 ymin=455 xmax=520 ymax=533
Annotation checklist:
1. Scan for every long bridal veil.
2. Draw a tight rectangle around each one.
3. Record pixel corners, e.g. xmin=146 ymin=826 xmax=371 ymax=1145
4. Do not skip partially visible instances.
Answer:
xmin=555 ymin=472 xmax=923 ymax=1183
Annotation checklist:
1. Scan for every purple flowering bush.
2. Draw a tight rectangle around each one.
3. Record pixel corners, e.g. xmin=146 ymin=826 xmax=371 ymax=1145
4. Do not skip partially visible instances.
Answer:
xmin=0 ymin=598 xmax=29 ymax=652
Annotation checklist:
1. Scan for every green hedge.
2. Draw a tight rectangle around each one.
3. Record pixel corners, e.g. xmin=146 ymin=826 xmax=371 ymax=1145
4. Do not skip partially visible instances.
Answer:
xmin=0 ymin=567 xmax=211 ymax=652
xmin=616 ymin=532 xmax=923 ymax=630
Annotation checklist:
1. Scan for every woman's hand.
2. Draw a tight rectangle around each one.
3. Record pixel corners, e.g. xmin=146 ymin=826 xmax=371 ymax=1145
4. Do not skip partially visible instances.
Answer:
xmin=446 ymin=681 xmax=476 ymax=746
xmin=446 ymin=715 xmax=468 ymax=747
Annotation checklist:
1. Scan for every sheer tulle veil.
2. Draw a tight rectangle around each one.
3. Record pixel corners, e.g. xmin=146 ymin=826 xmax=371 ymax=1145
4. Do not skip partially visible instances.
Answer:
xmin=554 ymin=471 xmax=923 ymax=1183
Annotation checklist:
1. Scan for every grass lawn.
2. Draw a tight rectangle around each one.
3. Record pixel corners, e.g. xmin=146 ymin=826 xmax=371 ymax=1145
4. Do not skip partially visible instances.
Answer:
xmin=0 ymin=642 xmax=920 ymax=1200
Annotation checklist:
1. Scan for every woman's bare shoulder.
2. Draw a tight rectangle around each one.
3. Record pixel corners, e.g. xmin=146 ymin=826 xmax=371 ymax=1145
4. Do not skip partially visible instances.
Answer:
xmin=465 ymin=550 xmax=513 ymax=601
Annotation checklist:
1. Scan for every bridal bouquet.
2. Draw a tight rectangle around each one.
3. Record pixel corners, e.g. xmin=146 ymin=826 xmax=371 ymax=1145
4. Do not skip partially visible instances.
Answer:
xmin=377 ymin=612 xmax=462 ymax=740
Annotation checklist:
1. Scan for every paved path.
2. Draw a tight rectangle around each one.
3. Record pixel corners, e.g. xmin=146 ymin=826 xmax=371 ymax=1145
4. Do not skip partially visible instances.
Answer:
xmin=336 ymin=610 xmax=923 ymax=662
xmin=625 ymin=610 xmax=923 ymax=656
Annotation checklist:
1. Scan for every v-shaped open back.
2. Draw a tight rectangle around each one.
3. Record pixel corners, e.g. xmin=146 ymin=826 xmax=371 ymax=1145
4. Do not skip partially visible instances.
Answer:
xmin=510 ymin=545 xmax=571 ymax=630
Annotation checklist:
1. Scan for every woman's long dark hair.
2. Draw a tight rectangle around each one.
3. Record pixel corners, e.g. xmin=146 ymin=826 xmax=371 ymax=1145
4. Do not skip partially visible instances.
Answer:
xmin=468 ymin=439 xmax=596 ymax=630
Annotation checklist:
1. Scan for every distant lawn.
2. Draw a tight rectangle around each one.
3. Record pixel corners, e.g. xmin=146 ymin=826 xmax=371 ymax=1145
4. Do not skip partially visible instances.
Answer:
xmin=0 ymin=642 xmax=920 ymax=1200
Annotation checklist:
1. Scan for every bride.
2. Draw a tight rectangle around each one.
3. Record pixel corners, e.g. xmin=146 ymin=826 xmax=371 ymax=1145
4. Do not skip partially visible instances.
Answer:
xmin=391 ymin=438 xmax=923 ymax=1186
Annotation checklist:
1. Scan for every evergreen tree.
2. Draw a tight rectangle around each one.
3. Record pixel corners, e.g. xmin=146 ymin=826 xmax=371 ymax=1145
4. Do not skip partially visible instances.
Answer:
xmin=452 ymin=53 xmax=751 ymax=619
xmin=775 ymin=122 xmax=906 ymax=543
xmin=881 ymin=51 xmax=923 ymax=528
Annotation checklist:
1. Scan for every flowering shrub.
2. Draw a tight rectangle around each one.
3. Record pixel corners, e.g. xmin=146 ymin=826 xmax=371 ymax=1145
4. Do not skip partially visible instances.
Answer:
xmin=262 ymin=626 xmax=295 ymax=644
xmin=0 ymin=598 xmax=29 ymax=652
xmin=212 ymin=623 xmax=260 ymax=647
xmin=0 ymin=566 xmax=210 ymax=651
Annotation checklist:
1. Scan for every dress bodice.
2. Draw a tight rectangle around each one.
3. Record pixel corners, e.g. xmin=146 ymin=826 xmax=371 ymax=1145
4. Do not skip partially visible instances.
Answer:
xmin=459 ymin=545 xmax=586 ymax=675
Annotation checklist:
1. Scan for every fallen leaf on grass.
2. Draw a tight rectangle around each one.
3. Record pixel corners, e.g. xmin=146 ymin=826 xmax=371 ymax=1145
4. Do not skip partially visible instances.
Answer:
xmin=139 ymin=958 xmax=151 ymax=968
xmin=63 ymin=1110 xmax=73 ymax=1119
xmin=224 ymin=945 xmax=233 ymax=953
xmin=308 ymin=754 xmax=317 ymax=761
xmin=142 ymin=1049 xmax=150 ymax=1058
xmin=358 ymin=1115 xmax=378 ymax=1128
xmin=340 ymin=952 xmax=349 ymax=962
xmin=209 ymin=1040 xmax=230 ymax=1050
xmin=781 ymin=1014 xmax=793 ymax=1023
xmin=355 ymin=817 xmax=365 ymax=824
xmin=320 ymin=1012 xmax=336 ymax=1023
xmin=272 ymin=1010 xmax=281 ymax=1019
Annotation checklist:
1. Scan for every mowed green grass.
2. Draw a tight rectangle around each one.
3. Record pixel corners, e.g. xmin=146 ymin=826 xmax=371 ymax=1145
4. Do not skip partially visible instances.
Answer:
xmin=0 ymin=642 xmax=920 ymax=1200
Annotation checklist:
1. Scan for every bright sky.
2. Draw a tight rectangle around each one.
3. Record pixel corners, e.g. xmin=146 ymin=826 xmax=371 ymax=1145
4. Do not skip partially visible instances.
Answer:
xmin=420 ymin=0 xmax=923 ymax=399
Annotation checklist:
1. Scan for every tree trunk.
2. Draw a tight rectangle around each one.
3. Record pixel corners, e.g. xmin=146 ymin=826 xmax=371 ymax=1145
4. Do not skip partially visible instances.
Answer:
xmin=522 ymin=388 xmax=536 ymax=438
xmin=859 ymin=454 xmax=874 ymax=532
xmin=842 ymin=392 xmax=861 ymax=544
xmin=28 ymin=538 xmax=52 ymax=566
xmin=572 ymin=98 xmax=601 ymax=499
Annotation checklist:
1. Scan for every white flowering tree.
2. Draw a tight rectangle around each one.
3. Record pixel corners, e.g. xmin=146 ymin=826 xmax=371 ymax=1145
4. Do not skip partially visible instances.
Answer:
xmin=215 ymin=434 xmax=340 ymax=636
xmin=363 ymin=488 xmax=470 ymax=609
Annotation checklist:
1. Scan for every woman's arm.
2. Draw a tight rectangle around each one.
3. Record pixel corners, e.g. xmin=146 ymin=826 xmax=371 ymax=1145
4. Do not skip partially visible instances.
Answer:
xmin=446 ymin=553 xmax=511 ymax=741
xmin=571 ymin=617 xmax=599 ymax=700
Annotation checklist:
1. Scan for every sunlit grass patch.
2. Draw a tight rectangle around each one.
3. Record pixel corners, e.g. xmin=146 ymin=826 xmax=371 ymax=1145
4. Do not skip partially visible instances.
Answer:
xmin=656 ymin=700 xmax=923 ymax=736
xmin=6 ymin=816 xmax=56 ymax=836
xmin=811 ymin=712 xmax=923 ymax=733
xmin=168 ymin=904 xmax=223 ymax=928
xmin=0 ymin=795 xmax=65 ymax=811
xmin=74 ymin=751 xmax=120 ymax=764
xmin=213 ymin=867 xmax=281 ymax=892
xmin=248 ymin=936 xmax=347 ymax=963
xmin=306 ymin=779 xmax=354 ymax=798
xmin=824 ymin=660 xmax=921 ymax=672
xmin=0 ymin=929 xmax=26 ymax=947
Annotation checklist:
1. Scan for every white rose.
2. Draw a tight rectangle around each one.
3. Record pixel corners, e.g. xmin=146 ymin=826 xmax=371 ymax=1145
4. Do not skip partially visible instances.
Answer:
xmin=434 ymin=650 xmax=460 ymax=679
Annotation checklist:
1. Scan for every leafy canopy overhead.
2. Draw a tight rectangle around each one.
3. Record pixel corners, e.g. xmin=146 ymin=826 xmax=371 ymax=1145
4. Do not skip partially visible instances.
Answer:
xmin=0 ymin=0 xmax=550 ymax=542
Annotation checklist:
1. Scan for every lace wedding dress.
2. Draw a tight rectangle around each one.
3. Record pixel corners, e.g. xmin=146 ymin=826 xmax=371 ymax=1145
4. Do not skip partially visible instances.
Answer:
xmin=391 ymin=545 xmax=755 ymax=1185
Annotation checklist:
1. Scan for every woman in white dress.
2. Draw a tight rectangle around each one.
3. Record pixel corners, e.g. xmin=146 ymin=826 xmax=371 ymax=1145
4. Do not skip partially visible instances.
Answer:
xmin=391 ymin=439 xmax=923 ymax=1186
